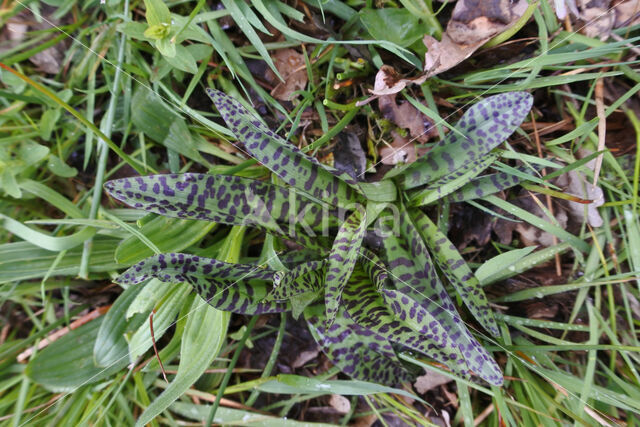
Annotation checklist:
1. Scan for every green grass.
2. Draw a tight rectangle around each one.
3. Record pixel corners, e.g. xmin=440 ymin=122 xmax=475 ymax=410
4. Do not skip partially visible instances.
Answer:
xmin=1 ymin=0 xmax=640 ymax=425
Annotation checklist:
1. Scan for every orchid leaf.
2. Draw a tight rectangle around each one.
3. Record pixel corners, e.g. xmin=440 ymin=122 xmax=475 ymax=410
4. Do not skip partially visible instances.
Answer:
xmin=207 ymin=89 xmax=364 ymax=208
xmin=392 ymin=92 xmax=533 ymax=189
xmin=449 ymin=164 xmax=543 ymax=203
xmin=304 ymin=302 xmax=412 ymax=386
xmin=104 ymin=173 xmax=338 ymax=250
xmin=269 ymin=260 xmax=326 ymax=300
xmin=409 ymin=209 xmax=499 ymax=337
xmin=116 ymin=253 xmax=289 ymax=314
xmin=408 ymin=153 xmax=498 ymax=206
xmin=324 ymin=209 xmax=366 ymax=327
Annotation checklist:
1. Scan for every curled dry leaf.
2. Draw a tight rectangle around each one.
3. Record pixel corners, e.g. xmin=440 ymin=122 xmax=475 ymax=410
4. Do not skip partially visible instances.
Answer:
xmin=379 ymin=131 xmax=417 ymax=165
xmin=328 ymin=394 xmax=351 ymax=414
xmin=556 ymin=150 xmax=605 ymax=227
xmin=358 ymin=0 xmax=530 ymax=105
xmin=413 ymin=371 xmax=452 ymax=394
xmin=268 ymin=48 xmax=308 ymax=101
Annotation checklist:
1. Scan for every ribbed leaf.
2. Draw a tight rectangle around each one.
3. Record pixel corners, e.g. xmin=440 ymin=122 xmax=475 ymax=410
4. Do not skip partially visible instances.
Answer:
xmin=104 ymin=173 xmax=337 ymax=250
xmin=393 ymin=92 xmax=533 ymax=189
xmin=207 ymin=89 xmax=364 ymax=208
xmin=324 ymin=209 xmax=366 ymax=326
xmin=116 ymin=253 xmax=289 ymax=314
xmin=304 ymin=302 xmax=412 ymax=386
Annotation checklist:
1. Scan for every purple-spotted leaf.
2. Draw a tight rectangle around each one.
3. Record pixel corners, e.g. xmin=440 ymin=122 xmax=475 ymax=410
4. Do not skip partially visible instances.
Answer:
xmin=409 ymin=209 xmax=499 ymax=337
xmin=359 ymin=247 xmax=389 ymax=290
xmin=391 ymin=92 xmax=533 ymax=189
xmin=448 ymin=164 xmax=544 ymax=203
xmin=116 ymin=253 xmax=289 ymax=315
xmin=380 ymin=208 xmax=503 ymax=384
xmin=268 ymin=260 xmax=326 ymax=300
xmin=104 ymin=173 xmax=339 ymax=250
xmin=304 ymin=302 xmax=412 ymax=386
xmin=207 ymin=89 xmax=365 ymax=208
xmin=408 ymin=153 xmax=498 ymax=206
xmin=342 ymin=267 xmax=502 ymax=385
xmin=325 ymin=209 xmax=366 ymax=327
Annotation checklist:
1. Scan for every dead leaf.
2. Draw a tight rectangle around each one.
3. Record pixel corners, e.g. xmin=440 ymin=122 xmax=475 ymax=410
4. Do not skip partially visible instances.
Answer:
xmin=291 ymin=347 xmax=321 ymax=369
xmin=333 ymin=132 xmax=367 ymax=179
xmin=378 ymin=91 xmax=436 ymax=143
xmin=268 ymin=48 xmax=308 ymax=101
xmin=414 ymin=371 xmax=452 ymax=394
xmin=615 ymin=0 xmax=640 ymax=27
xmin=328 ymin=394 xmax=351 ymax=414
xmin=581 ymin=6 xmax=615 ymax=39
xmin=379 ymin=131 xmax=417 ymax=165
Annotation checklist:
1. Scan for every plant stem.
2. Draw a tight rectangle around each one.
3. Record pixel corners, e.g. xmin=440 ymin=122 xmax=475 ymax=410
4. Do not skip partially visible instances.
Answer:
xmin=205 ymin=315 xmax=259 ymax=426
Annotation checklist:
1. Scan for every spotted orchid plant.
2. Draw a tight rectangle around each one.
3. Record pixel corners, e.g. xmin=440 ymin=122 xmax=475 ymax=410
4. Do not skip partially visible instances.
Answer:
xmin=105 ymin=90 xmax=533 ymax=386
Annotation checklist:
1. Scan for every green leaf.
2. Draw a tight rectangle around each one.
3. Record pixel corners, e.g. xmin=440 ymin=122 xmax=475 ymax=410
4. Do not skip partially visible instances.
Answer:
xmin=0 ymin=214 xmax=95 ymax=251
xmin=448 ymin=164 xmax=542 ymax=203
xmin=324 ymin=209 xmax=366 ymax=326
xmin=359 ymin=8 xmax=424 ymax=47
xmin=104 ymin=173 xmax=337 ymax=250
xmin=207 ymin=89 xmax=364 ymax=209
xmin=304 ymin=302 xmax=412 ymax=386
xmin=155 ymin=36 xmax=176 ymax=58
xmin=127 ymin=278 xmax=173 ymax=318
xmin=475 ymin=246 xmax=538 ymax=285
xmin=47 ymin=154 xmax=78 ymax=178
xmin=131 ymin=87 xmax=179 ymax=143
xmin=20 ymin=141 xmax=50 ymax=165
xmin=163 ymin=44 xmax=198 ymax=73
xmin=144 ymin=0 xmax=171 ymax=27
xmin=116 ymin=253 xmax=290 ymax=315
xmin=143 ymin=23 xmax=170 ymax=40
xmin=0 ymin=237 xmax=121 ymax=283
xmin=26 ymin=317 xmax=128 ymax=392
xmin=393 ymin=92 xmax=533 ymax=189
xmin=115 ymin=215 xmax=215 ymax=264
xmin=259 ymin=374 xmax=421 ymax=401
xmin=94 ymin=283 xmax=146 ymax=367
xmin=128 ymin=281 xmax=191 ymax=362
xmin=409 ymin=209 xmax=500 ymax=337
xmin=171 ymin=401 xmax=336 ymax=426
xmin=135 ymin=295 xmax=228 ymax=426
xmin=40 ymin=108 xmax=60 ymax=141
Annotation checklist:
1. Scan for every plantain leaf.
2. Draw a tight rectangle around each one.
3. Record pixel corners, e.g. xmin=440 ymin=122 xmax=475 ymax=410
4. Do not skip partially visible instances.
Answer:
xmin=392 ymin=92 xmax=533 ymax=189
xmin=27 ymin=318 xmax=129 ymax=392
xmin=116 ymin=253 xmax=290 ymax=315
xmin=304 ymin=302 xmax=412 ymax=386
xmin=207 ymin=89 xmax=365 ymax=208
xmin=409 ymin=209 xmax=499 ymax=337
xmin=105 ymin=173 xmax=338 ymax=250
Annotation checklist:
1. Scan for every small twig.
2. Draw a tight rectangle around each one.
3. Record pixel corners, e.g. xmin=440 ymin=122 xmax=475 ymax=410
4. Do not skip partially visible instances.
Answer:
xmin=17 ymin=306 xmax=109 ymax=363
xmin=530 ymin=111 xmax=562 ymax=276
xmin=149 ymin=309 xmax=168 ymax=383
xmin=593 ymin=78 xmax=607 ymax=186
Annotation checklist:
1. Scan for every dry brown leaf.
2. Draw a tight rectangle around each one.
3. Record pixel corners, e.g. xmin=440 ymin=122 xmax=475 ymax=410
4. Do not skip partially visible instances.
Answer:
xmin=291 ymin=347 xmax=321 ymax=368
xmin=269 ymin=48 xmax=308 ymax=101
xmin=379 ymin=131 xmax=417 ymax=165
xmin=378 ymin=92 xmax=436 ymax=143
xmin=615 ymin=0 xmax=640 ymax=27
xmin=328 ymin=394 xmax=351 ymax=414
xmin=581 ymin=6 xmax=615 ymax=39
xmin=413 ymin=371 xmax=452 ymax=394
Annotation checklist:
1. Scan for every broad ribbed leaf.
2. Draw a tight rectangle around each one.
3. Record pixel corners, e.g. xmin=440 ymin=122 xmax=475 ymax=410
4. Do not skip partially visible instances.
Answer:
xmin=408 ymin=153 xmax=498 ymax=206
xmin=304 ymin=302 xmax=412 ymax=386
xmin=393 ymin=92 xmax=533 ymax=189
xmin=116 ymin=253 xmax=289 ymax=314
xmin=409 ymin=209 xmax=499 ymax=337
xmin=207 ymin=89 xmax=364 ymax=208
xmin=325 ymin=209 xmax=366 ymax=326
xmin=104 ymin=173 xmax=338 ymax=250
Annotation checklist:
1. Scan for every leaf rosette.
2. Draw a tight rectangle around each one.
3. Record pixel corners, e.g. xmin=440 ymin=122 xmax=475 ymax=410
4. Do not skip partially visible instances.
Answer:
xmin=106 ymin=89 xmax=535 ymax=387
